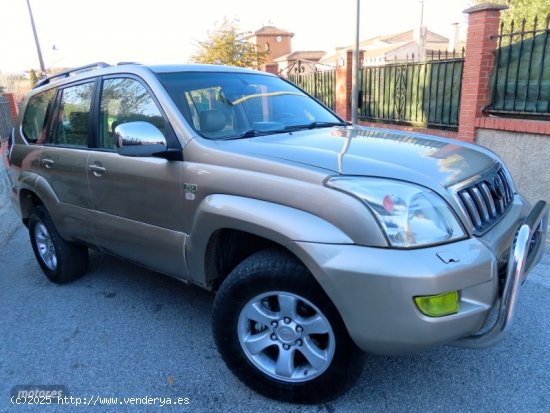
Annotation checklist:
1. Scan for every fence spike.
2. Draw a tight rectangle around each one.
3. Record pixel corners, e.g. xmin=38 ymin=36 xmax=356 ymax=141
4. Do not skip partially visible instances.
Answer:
xmin=445 ymin=49 xmax=449 ymax=59
xmin=521 ymin=18 xmax=527 ymax=32
xmin=546 ymin=13 xmax=550 ymax=29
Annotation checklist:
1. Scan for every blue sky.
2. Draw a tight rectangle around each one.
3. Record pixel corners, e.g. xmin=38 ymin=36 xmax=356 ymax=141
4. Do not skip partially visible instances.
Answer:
xmin=1 ymin=0 xmax=472 ymax=73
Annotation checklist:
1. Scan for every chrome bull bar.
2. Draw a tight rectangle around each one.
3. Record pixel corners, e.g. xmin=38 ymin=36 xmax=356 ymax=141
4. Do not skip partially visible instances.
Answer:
xmin=455 ymin=200 xmax=548 ymax=349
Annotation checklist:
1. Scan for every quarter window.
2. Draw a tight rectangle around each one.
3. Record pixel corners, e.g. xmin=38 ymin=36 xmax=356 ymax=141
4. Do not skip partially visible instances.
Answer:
xmin=99 ymin=78 xmax=165 ymax=150
xmin=22 ymin=88 xmax=55 ymax=144
xmin=51 ymin=82 xmax=94 ymax=147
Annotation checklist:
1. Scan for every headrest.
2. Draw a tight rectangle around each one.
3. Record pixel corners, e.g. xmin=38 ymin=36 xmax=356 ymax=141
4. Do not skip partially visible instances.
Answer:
xmin=199 ymin=110 xmax=225 ymax=132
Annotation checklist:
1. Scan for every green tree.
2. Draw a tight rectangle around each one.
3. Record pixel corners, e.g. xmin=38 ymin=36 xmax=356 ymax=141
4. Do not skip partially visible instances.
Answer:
xmin=192 ymin=18 xmax=268 ymax=68
xmin=473 ymin=0 xmax=550 ymax=31
xmin=29 ymin=69 xmax=39 ymax=88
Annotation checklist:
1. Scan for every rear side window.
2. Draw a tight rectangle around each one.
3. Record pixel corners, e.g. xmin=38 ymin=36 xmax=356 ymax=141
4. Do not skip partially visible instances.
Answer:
xmin=22 ymin=89 xmax=55 ymax=144
xmin=49 ymin=82 xmax=95 ymax=147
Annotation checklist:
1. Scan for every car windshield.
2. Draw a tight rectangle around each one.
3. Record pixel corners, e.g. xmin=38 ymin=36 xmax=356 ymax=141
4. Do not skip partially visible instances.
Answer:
xmin=157 ymin=71 xmax=344 ymax=140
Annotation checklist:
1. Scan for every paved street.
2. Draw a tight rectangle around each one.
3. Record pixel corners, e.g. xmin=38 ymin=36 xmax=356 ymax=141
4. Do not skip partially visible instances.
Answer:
xmin=0 ymin=218 xmax=549 ymax=413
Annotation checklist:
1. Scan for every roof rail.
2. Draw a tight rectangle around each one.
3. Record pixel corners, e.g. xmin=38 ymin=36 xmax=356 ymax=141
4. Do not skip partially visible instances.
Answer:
xmin=33 ymin=62 xmax=111 ymax=89
xmin=116 ymin=61 xmax=141 ymax=66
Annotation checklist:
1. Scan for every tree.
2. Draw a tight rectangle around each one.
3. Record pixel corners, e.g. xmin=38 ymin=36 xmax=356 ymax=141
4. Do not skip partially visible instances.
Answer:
xmin=473 ymin=0 xmax=550 ymax=32
xmin=191 ymin=18 xmax=268 ymax=68
xmin=29 ymin=69 xmax=39 ymax=88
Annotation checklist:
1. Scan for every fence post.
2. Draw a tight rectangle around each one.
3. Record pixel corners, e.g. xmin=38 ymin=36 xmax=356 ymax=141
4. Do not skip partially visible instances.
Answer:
xmin=458 ymin=3 xmax=507 ymax=142
xmin=335 ymin=50 xmax=354 ymax=121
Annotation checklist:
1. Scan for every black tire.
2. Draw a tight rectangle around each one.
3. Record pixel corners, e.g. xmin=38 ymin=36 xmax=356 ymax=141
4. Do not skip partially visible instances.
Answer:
xmin=28 ymin=205 xmax=88 ymax=284
xmin=212 ymin=249 xmax=363 ymax=403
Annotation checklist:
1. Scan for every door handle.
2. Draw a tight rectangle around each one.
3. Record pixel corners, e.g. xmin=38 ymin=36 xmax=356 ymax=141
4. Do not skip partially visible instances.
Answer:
xmin=88 ymin=164 xmax=106 ymax=176
xmin=41 ymin=158 xmax=54 ymax=168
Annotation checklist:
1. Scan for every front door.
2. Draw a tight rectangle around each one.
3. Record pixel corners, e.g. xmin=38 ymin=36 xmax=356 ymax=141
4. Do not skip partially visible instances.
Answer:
xmin=87 ymin=76 xmax=186 ymax=276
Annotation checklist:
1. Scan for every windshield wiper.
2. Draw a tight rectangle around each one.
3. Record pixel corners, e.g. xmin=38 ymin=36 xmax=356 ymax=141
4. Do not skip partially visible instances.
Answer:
xmin=285 ymin=121 xmax=349 ymax=131
xmin=220 ymin=129 xmax=287 ymax=140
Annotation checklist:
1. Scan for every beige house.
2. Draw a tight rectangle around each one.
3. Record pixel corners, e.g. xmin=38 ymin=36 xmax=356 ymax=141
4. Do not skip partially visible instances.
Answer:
xmin=319 ymin=26 xmax=462 ymax=67
xmin=274 ymin=51 xmax=327 ymax=76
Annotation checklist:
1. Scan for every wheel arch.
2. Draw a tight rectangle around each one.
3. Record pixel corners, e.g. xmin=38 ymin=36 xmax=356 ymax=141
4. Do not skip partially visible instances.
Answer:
xmin=185 ymin=194 xmax=353 ymax=289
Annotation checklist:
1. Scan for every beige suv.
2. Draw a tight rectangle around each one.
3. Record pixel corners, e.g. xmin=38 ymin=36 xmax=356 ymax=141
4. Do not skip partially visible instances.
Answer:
xmin=6 ymin=63 xmax=548 ymax=403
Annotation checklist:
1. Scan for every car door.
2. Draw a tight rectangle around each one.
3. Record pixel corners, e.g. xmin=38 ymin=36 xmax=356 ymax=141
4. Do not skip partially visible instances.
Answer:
xmin=88 ymin=76 xmax=186 ymax=276
xmin=39 ymin=80 xmax=96 ymax=244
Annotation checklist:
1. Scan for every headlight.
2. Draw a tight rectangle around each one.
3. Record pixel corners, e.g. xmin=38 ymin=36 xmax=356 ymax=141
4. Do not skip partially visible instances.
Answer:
xmin=327 ymin=177 xmax=465 ymax=248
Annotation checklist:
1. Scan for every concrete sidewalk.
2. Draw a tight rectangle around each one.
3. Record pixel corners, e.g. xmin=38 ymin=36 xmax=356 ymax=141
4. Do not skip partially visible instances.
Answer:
xmin=0 ymin=140 xmax=19 ymax=246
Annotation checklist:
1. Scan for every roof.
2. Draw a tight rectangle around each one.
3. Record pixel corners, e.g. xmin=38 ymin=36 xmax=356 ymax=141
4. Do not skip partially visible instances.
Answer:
xmin=360 ymin=28 xmax=449 ymax=48
xmin=32 ymin=63 xmax=270 ymax=90
xmin=254 ymin=26 xmax=294 ymax=37
xmin=274 ymin=51 xmax=326 ymax=62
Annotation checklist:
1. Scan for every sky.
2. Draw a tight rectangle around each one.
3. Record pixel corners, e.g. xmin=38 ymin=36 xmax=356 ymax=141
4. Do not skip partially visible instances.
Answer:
xmin=0 ymin=0 xmax=473 ymax=73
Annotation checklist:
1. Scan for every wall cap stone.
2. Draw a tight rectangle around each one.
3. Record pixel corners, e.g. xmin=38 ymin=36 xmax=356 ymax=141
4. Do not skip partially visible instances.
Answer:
xmin=464 ymin=3 xmax=508 ymax=14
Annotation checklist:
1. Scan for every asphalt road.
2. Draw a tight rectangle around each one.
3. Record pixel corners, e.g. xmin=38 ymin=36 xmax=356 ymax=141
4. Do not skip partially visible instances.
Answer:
xmin=0 ymin=220 xmax=549 ymax=413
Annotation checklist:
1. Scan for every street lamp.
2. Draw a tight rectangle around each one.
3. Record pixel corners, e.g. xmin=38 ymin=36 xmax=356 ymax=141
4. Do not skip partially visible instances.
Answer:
xmin=351 ymin=0 xmax=360 ymax=125
xmin=25 ymin=0 xmax=46 ymax=77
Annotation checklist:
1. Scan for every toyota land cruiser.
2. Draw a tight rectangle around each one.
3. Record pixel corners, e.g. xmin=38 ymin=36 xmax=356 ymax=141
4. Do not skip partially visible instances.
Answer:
xmin=5 ymin=62 xmax=548 ymax=403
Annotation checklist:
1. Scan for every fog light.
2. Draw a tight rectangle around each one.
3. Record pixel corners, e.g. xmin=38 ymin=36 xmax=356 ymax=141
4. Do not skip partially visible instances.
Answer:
xmin=414 ymin=291 xmax=459 ymax=317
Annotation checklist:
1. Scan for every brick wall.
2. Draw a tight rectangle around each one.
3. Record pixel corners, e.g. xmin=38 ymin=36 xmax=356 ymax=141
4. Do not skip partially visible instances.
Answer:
xmin=3 ymin=93 xmax=19 ymax=123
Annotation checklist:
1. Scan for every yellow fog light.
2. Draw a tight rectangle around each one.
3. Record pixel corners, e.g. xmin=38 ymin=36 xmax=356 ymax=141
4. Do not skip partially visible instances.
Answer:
xmin=414 ymin=291 xmax=459 ymax=317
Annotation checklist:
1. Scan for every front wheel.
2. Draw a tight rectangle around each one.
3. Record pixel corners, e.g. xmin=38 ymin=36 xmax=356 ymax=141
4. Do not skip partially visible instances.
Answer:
xmin=212 ymin=249 xmax=363 ymax=403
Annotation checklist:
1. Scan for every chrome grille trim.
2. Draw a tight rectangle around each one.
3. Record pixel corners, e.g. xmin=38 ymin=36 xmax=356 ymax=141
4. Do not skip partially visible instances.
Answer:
xmin=452 ymin=164 xmax=514 ymax=235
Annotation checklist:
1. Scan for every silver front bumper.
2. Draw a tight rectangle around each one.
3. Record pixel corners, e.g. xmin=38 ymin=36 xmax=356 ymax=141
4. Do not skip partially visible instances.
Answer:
xmin=454 ymin=200 xmax=548 ymax=348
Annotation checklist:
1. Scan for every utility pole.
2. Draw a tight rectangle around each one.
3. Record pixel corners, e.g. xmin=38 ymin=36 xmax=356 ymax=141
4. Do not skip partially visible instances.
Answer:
xmin=351 ymin=0 xmax=360 ymax=124
xmin=25 ymin=0 xmax=46 ymax=77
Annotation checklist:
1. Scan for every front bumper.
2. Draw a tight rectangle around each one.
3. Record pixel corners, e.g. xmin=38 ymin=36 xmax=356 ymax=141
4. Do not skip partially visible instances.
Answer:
xmin=454 ymin=200 xmax=548 ymax=348
xmin=295 ymin=198 xmax=548 ymax=355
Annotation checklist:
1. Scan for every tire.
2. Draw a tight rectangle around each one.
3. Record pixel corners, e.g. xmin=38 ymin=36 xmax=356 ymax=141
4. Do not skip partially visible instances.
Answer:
xmin=28 ymin=206 xmax=88 ymax=284
xmin=212 ymin=249 xmax=363 ymax=403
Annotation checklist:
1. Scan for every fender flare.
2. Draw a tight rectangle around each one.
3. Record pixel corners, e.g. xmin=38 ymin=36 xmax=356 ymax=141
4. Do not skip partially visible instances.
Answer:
xmin=17 ymin=172 xmax=59 ymax=219
xmin=185 ymin=194 xmax=353 ymax=286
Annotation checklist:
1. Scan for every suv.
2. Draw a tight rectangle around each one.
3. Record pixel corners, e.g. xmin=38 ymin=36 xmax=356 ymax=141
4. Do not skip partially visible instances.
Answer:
xmin=5 ymin=63 xmax=548 ymax=403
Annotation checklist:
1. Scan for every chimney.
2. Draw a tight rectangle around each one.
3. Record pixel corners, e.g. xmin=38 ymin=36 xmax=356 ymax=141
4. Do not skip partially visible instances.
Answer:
xmin=414 ymin=0 xmax=426 ymax=61
xmin=448 ymin=22 xmax=460 ymax=52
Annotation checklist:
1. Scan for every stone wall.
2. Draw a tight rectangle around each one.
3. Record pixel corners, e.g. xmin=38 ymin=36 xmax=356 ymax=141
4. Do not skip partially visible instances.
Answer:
xmin=476 ymin=129 xmax=550 ymax=205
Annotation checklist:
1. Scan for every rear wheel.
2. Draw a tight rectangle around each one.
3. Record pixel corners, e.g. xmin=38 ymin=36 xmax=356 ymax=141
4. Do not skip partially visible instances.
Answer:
xmin=212 ymin=249 xmax=363 ymax=403
xmin=28 ymin=206 xmax=88 ymax=283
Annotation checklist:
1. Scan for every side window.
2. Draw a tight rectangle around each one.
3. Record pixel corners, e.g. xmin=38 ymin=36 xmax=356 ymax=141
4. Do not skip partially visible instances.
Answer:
xmin=99 ymin=78 xmax=165 ymax=150
xmin=22 ymin=88 xmax=56 ymax=144
xmin=50 ymin=82 xmax=94 ymax=147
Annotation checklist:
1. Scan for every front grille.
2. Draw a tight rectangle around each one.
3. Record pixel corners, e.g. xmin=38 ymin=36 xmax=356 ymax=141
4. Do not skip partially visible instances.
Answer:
xmin=456 ymin=168 xmax=513 ymax=234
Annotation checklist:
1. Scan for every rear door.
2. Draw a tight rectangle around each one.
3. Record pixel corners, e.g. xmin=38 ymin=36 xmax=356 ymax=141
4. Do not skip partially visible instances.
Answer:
xmin=87 ymin=76 xmax=186 ymax=276
xmin=39 ymin=80 xmax=96 ymax=244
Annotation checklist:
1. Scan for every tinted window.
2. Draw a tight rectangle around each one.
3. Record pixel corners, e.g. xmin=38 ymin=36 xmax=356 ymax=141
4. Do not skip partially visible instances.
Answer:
xmin=99 ymin=78 xmax=166 ymax=150
xmin=22 ymin=89 xmax=55 ymax=144
xmin=50 ymin=82 xmax=94 ymax=147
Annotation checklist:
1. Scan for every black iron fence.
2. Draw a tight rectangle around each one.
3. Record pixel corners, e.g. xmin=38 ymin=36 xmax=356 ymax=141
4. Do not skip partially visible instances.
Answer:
xmin=359 ymin=51 xmax=464 ymax=131
xmin=486 ymin=15 xmax=550 ymax=118
xmin=286 ymin=68 xmax=336 ymax=110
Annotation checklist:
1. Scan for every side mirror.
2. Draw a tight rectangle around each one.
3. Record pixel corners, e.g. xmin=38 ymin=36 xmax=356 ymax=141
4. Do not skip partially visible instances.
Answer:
xmin=113 ymin=121 xmax=167 ymax=157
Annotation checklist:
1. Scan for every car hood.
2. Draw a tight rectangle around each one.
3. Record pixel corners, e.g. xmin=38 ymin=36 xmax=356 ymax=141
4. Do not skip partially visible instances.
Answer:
xmin=224 ymin=126 xmax=496 ymax=188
